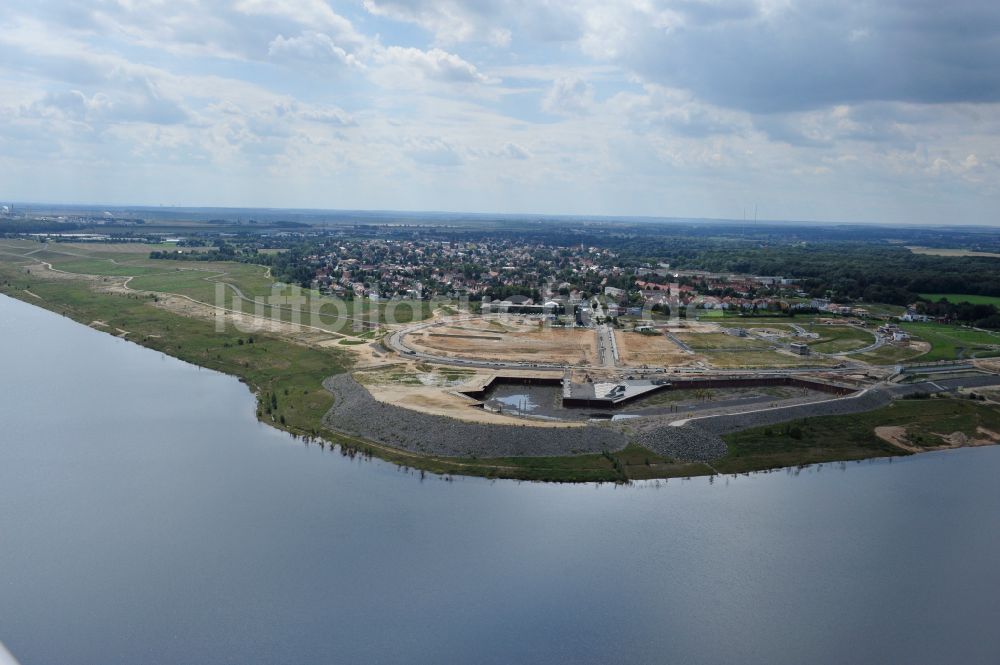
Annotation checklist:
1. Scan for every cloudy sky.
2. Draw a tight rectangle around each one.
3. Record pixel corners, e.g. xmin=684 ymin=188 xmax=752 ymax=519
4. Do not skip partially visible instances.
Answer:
xmin=1 ymin=1 xmax=998 ymax=224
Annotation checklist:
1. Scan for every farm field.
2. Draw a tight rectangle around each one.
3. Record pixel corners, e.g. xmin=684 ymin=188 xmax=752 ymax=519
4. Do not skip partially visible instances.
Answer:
xmin=919 ymin=293 xmax=1000 ymax=307
xmin=907 ymin=246 xmax=1000 ymax=258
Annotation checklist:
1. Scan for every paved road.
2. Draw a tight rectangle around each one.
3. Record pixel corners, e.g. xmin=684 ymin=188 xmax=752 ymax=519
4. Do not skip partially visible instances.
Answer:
xmin=666 ymin=332 xmax=692 ymax=352
xmin=789 ymin=323 xmax=815 ymax=338
xmin=888 ymin=375 xmax=1000 ymax=395
xmin=596 ymin=324 xmax=619 ymax=367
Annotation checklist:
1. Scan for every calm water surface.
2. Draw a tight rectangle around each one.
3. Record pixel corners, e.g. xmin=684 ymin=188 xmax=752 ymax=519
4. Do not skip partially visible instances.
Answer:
xmin=1 ymin=295 xmax=999 ymax=665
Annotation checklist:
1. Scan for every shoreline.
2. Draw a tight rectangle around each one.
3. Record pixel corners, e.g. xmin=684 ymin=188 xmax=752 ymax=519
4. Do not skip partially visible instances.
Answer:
xmin=2 ymin=271 xmax=999 ymax=482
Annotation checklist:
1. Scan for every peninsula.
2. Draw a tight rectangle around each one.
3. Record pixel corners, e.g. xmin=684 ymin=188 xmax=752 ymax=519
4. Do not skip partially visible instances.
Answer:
xmin=3 ymin=210 xmax=999 ymax=482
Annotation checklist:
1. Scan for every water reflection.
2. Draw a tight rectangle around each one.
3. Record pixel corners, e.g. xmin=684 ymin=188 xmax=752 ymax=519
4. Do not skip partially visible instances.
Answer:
xmin=2 ymin=295 xmax=999 ymax=665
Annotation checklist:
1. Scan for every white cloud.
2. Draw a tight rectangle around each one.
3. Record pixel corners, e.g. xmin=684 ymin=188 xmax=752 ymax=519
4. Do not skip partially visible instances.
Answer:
xmin=542 ymin=77 xmax=594 ymax=116
xmin=267 ymin=32 xmax=364 ymax=68
xmin=613 ymin=84 xmax=749 ymax=139
xmin=235 ymin=0 xmax=356 ymax=30
xmin=404 ymin=137 xmax=463 ymax=166
xmin=28 ymin=84 xmax=188 ymax=126
xmin=374 ymin=46 xmax=496 ymax=86
xmin=296 ymin=105 xmax=357 ymax=127
xmin=500 ymin=142 xmax=529 ymax=159
xmin=361 ymin=0 xmax=605 ymax=45
xmin=0 ymin=1 xmax=997 ymax=223
xmin=363 ymin=0 xmax=474 ymax=42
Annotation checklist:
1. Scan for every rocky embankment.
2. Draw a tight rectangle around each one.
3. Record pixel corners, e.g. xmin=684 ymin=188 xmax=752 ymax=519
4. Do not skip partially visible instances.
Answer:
xmin=322 ymin=373 xmax=1000 ymax=468
xmin=322 ymin=374 xmax=627 ymax=458
xmin=626 ymin=423 xmax=728 ymax=462
xmin=324 ymin=374 xmax=741 ymax=461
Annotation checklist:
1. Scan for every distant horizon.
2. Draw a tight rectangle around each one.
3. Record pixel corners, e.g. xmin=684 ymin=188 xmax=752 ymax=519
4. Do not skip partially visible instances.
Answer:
xmin=5 ymin=199 xmax=999 ymax=230
xmin=1 ymin=2 xmax=998 ymax=227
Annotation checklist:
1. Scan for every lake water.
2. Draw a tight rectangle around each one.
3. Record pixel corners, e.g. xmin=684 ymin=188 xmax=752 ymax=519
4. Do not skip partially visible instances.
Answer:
xmin=1 ymin=294 xmax=999 ymax=665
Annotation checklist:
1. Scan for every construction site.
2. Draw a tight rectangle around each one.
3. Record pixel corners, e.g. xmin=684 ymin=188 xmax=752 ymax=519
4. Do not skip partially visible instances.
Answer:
xmin=360 ymin=310 xmax=922 ymax=429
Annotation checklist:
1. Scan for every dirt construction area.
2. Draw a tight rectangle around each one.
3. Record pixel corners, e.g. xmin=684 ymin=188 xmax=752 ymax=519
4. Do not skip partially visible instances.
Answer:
xmin=616 ymin=331 xmax=696 ymax=367
xmin=404 ymin=318 xmax=598 ymax=365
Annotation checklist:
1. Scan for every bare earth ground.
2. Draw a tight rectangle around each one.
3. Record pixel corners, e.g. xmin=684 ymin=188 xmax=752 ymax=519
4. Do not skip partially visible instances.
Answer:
xmin=406 ymin=319 xmax=598 ymax=365
xmin=874 ymin=426 xmax=923 ymax=453
xmin=355 ymin=364 xmax=581 ymax=426
xmin=616 ymin=331 xmax=698 ymax=367
xmin=966 ymin=386 xmax=1000 ymax=405
xmin=400 ymin=312 xmax=849 ymax=374
xmin=975 ymin=358 xmax=1000 ymax=373
xmin=875 ymin=424 xmax=1000 ymax=452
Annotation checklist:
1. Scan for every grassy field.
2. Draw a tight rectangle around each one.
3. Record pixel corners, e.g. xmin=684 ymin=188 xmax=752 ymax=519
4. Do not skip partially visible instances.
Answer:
xmin=849 ymin=344 xmax=927 ymax=365
xmin=899 ymin=322 xmax=1000 ymax=361
xmin=717 ymin=397 xmax=1000 ymax=473
xmin=706 ymin=350 xmax=831 ymax=368
xmin=0 ymin=241 xmax=432 ymax=331
xmin=740 ymin=323 xmax=793 ymax=334
xmin=130 ymin=263 xmax=274 ymax=300
xmin=806 ymin=325 xmax=875 ymax=353
xmin=919 ymin=293 xmax=1000 ymax=307
xmin=675 ymin=332 xmax=769 ymax=350
xmin=4 ymin=243 xmax=175 ymax=274
xmin=858 ymin=303 xmax=908 ymax=318
xmin=49 ymin=258 xmax=169 ymax=276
